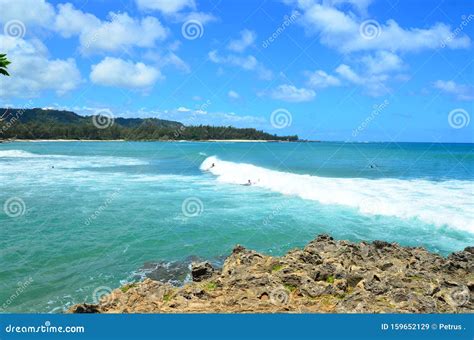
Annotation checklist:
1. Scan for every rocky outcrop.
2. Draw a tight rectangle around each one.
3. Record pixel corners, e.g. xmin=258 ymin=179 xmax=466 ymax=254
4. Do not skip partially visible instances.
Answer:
xmin=69 ymin=235 xmax=473 ymax=313
xmin=191 ymin=261 xmax=214 ymax=282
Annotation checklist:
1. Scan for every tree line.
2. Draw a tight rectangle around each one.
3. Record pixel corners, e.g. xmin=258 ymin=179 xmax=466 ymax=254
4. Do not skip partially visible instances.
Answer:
xmin=0 ymin=109 xmax=298 ymax=141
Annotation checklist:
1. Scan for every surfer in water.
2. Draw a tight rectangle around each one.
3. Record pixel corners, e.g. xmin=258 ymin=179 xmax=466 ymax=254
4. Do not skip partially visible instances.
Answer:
xmin=206 ymin=163 xmax=215 ymax=171
xmin=242 ymin=179 xmax=252 ymax=186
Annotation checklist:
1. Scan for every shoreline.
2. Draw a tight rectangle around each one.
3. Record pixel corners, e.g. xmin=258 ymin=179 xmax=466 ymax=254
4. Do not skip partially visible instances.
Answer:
xmin=1 ymin=139 xmax=298 ymax=143
xmin=69 ymin=234 xmax=473 ymax=314
xmin=4 ymin=139 xmax=126 ymax=142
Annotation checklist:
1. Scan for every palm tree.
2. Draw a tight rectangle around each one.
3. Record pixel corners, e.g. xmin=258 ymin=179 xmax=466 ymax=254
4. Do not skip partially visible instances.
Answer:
xmin=0 ymin=54 xmax=11 ymax=76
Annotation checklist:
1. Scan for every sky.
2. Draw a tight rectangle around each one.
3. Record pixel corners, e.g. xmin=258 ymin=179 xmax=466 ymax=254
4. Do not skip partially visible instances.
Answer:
xmin=0 ymin=0 xmax=473 ymax=142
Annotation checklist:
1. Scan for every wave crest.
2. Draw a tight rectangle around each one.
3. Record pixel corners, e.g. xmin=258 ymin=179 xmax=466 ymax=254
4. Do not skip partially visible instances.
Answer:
xmin=201 ymin=156 xmax=474 ymax=233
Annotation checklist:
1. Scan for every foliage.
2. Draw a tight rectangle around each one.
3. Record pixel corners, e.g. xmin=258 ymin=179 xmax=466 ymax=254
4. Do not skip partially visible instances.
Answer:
xmin=0 ymin=54 xmax=11 ymax=76
xmin=0 ymin=108 xmax=299 ymax=141
xmin=204 ymin=282 xmax=217 ymax=291
xmin=271 ymin=264 xmax=284 ymax=272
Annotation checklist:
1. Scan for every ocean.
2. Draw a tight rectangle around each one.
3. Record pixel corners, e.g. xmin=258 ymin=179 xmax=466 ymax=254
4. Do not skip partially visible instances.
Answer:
xmin=0 ymin=141 xmax=473 ymax=312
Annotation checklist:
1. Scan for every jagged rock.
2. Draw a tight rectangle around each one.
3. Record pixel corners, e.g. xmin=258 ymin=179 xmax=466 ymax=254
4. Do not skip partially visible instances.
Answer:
xmin=372 ymin=240 xmax=392 ymax=249
xmin=69 ymin=304 xmax=101 ymax=313
xmin=191 ymin=261 xmax=214 ymax=282
xmin=68 ymin=234 xmax=473 ymax=314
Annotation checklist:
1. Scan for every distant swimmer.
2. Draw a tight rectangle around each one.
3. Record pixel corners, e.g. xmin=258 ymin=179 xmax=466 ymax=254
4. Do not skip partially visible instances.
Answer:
xmin=242 ymin=179 xmax=252 ymax=186
xmin=369 ymin=163 xmax=377 ymax=169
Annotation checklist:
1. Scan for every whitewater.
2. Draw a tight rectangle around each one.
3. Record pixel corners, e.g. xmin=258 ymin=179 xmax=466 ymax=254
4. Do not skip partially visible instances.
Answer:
xmin=201 ymin=156 xmax=474 ymax=233
xmin=1 ymin=141 xmax=473 ymax=313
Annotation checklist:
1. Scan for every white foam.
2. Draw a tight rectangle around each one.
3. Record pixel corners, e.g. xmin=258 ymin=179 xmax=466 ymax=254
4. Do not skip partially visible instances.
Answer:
xmin=0 ymin=149 xmax=146 ymax=166
xmin=201 ymin=156 xmax=474 ymax=233
xmin=0 ymin=150 xmax=42 ymax=158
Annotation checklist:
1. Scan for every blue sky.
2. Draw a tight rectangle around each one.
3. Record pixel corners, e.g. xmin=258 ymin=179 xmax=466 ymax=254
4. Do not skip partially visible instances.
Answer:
xmin=0 ymin=0 xmax=473 ymax=142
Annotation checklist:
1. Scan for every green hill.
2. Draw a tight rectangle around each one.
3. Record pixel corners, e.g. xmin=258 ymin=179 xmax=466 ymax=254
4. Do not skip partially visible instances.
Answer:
xmin=0 ymin=108 xmax=298 ymax=141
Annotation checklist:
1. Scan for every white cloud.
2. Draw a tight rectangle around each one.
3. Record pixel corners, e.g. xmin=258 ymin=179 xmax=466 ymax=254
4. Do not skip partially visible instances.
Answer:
xmin=135 ymin=0 xmax=216 ymax=24
xmin=1 ymin=2 xmax=169 ymax=54
xmin=304 ymin=53 xmax=402 ymax=95
xmin=282 ymin=1 xmax=468 ymax=98
xmin=335 ymin=64 xmax=362 ymax=84
xmin=130 ymin=107 xmax=265 ymax=128
xmin=54 ymin=4 xmax=168 ymax=54
xmin=227 ymin=29 xmax=256 ymax=53
xmin=178 ymin=11 xmax=217 ymax=25
xmin=0 ymin=0 xmax=55 ymax=27
xmin=144 ymin=50 xmax=191 ymax=73
xmin=288 ymin=2 xmax=470 ymax=53
xmin=270 ymin=84 xmax=316 ymax=102
xmin=208 ymin=50 xmax=272 ymax=80
xmin=178 ymin=110 xmax=265 ymax=127
xmin=228 ymin=90 xmax=240 ymax=99
xmin=0 ymin=35 xmax=81 ymax=98
xmin=135 ymin=0 xmax=196 ymax=15
xmin=361 ymin=51 xmax=404 ymax=74
xmin=323 ymin=0 xmax=374 ymax=15
xmin=306 ymin=69 xmax=340 ymax=88
xmin=336 ymin=64 xmax=390 ymax=96
xmin=90 ymin=57 xmax=162 ymax=88
xmin=209 ymin=50 xmax=256 ymax=69
xmin=433 ymin=80 xmax=474 ymax=101
xmin=54 ymin=3 xmax=100 ymax=38
xmin=161 ymin=52 xmax=191 ymax=73
xmin=177 ymin=106 xmax=191 ymax=112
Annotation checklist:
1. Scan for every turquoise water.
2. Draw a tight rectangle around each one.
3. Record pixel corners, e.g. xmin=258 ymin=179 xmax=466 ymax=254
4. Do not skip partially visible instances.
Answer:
xmin=0 ymin=141 xmax=473 ymax=312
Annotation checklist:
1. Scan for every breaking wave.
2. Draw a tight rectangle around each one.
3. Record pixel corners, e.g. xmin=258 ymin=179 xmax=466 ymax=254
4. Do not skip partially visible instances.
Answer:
xmin=201 ymin=156 xmax=474 ymax=233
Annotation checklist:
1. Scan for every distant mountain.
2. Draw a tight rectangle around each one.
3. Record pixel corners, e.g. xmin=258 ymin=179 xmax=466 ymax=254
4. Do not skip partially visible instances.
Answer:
xmin=1 ymin=108 xmax=183 ymax=129
xmin=0 ymin=108 xmax=298 ymax=141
